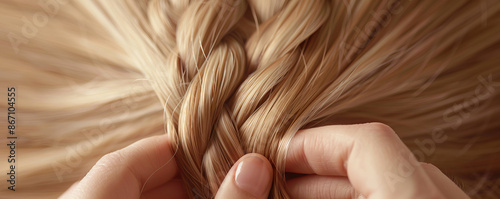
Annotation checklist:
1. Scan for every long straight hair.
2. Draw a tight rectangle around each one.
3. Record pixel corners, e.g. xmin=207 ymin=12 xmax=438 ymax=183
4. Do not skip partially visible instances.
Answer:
xmin=1 ymin=0 xmax=499 ymax=198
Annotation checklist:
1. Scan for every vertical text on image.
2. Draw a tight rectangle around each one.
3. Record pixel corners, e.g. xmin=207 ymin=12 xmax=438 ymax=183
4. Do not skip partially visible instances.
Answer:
xmin=6 ymin=87 xmax=17 ymax=191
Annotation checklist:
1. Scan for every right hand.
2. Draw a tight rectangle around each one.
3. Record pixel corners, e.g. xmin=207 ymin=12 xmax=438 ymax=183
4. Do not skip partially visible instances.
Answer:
xmin=284 ymin=123 xmax=470 ymax=199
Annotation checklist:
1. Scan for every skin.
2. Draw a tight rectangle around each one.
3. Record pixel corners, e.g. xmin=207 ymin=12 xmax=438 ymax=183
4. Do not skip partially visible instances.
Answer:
xmin=60 ymin=123 xmax=470 ymax=199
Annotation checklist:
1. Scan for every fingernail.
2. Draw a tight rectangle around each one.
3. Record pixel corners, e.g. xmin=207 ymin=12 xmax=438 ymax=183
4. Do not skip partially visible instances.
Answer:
xmin=234 ymin=156 xmax=270 ymax=197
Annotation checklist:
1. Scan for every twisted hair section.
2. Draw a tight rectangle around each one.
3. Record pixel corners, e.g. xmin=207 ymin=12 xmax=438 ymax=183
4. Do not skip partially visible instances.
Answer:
xmin=0 ymin=0 xmax=499 ymax=198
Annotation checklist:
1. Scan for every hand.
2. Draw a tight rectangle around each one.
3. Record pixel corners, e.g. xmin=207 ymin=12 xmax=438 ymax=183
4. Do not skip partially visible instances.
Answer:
xmin=60 ymin=123 xmax=468 ymax=199
xmin=59 ymin=135 xmax=274 ymax=199
xmin=285 ymin=123 xmax=470 ymax=199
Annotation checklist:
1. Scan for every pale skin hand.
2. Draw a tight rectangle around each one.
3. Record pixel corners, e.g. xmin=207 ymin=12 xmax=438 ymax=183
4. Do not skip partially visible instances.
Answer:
xmin=285 ymin=123 xmax=470 ymax=199
xmin=59 ymin=134 xmax=273 ymax=199
xmin=59 ymin=135 xmax=188 ymax=199
xmin=61 ymin=123 xmax=469 ymax=199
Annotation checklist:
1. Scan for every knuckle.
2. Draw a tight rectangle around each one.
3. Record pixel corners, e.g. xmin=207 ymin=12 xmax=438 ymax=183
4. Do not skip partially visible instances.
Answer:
xmin=303 ymin=133 xmax=329 ymax=172
xmin=361 ymin=122 xmax=397 ymax=138
xmin=357 ymin=123 xmax=402 ymax=150
xmin=93 ymin=151 xmax=125 ymax=173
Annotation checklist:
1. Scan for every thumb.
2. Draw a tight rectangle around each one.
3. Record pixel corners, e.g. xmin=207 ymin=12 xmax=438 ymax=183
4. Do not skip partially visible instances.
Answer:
xmin=215 ymin=153 xmax=273 ymax=199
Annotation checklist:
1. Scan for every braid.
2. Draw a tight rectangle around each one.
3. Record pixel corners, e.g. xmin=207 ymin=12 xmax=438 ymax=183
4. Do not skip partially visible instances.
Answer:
xmin=1 ymin=0 xmax=499 ymax=198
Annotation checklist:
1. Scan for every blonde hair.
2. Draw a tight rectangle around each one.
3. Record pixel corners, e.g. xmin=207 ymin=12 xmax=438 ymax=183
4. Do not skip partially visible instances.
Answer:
xmin=1 ymin=0 xmax=499 ymax=198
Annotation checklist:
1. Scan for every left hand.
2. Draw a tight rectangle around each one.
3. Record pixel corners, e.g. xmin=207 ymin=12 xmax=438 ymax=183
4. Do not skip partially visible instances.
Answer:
xmin=59 ymin=135 xmax=187 ymax=199
xmin=60 ymin=134 xmax=274 ymax=199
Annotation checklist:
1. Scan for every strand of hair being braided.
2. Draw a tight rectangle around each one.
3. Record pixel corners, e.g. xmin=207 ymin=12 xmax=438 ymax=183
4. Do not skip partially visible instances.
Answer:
xmin=148 ymin=0 xmax=333 ymax=198
xmin=147 ymin=0 xmax=249 ymax=198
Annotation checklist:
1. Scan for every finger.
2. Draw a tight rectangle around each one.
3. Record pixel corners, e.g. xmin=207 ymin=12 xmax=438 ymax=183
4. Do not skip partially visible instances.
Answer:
xmin=286 ymin=123 xmax=443 ymax=198
xmin=286 ymin=175 xmax=358 ymax=199
xmin=60 ymin=134 xmax=178 ymax=199
xmin=215 ymin=153 xmax=273 ymax=199
xmin=141 ymin=178 xmax=188 ymax=199
xmin=420 ymin=163 xmax=470 ymax=199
